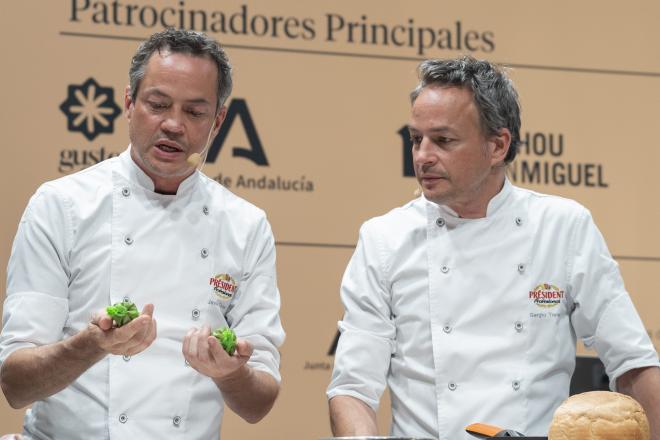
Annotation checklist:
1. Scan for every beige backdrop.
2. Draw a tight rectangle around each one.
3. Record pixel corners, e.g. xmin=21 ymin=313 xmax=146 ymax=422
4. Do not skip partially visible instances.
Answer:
xmin=1 ymin=0 xmax=659 ymax=438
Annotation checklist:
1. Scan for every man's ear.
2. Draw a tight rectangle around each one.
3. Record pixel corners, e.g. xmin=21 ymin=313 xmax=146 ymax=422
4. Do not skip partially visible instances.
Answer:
xmin=124 ymin=85 xmax=133 ymax=120
xmin=489 ymin=128 xmax=512 ymax=166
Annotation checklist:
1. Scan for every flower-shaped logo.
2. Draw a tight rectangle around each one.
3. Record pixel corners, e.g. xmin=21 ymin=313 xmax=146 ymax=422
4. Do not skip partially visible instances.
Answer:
xmin=60 ymin=78 xmax=122 ymax=141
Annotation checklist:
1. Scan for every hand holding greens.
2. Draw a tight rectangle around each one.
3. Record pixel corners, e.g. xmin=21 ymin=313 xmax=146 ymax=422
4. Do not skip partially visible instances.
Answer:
xmin=212 ymin=327 xmax=237 ymax=355
xmin=106 ymin=301 xmax=140 ymax=327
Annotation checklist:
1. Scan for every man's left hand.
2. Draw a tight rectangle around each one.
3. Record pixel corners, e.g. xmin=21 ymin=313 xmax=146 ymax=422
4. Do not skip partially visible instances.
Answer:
xmin=182 ymin=325 xmax=253 ymax=379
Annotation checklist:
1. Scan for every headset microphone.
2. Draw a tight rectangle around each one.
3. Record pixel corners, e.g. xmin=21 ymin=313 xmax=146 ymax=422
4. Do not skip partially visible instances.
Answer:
xmin=186 ymin=118 xmax=217 ymax=169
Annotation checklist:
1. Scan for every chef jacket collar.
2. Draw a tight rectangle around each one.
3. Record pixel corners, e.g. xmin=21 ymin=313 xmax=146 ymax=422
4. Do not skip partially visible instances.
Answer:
xmin=121 ymin=146 xmax=199 ymax=197
xmin=423 ymin=177 xmax=513 ymax=220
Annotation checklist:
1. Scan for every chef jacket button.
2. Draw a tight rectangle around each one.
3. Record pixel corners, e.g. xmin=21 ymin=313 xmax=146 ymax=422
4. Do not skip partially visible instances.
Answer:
xmin=515 ymin=216 xmax=523 ymax=226
xmin=121 ymin=187 xmax=131 ymax=197
xmin=441 ymin=265 xmax=449 ymax=274
xmin=173 ymin=416 xmax=182 ymax=427
xmin=436 ymin=217 xmax=446 ymax=228
xmin=119 ymin=413 xmax=128 ymax=423
xmin=512 ymin=380 xmax=521 ymax=391
xmin=124 ymin=235 xmax=133 ymax=245
xmin=517 ymin=263 xmax=525 ymax=273
xmin=123 ymin=296 xmax=130 ymax=303
xmin=514 ymin=321 xmax=524 ymax=332
xmin=122 ymin=355 xmax=131 ymax=362
xmin=184 ymin=359 xmax=190 ymax=367
xmin=443 ymin=325 xmax=452 ymax=334
xmin=202 ymin=205 xmax=209 ymax=215
xmin=192 ymin=308 xmax=201 ymax=320
xmin=201 ymin=248 xmax=209 ymax=258
xmin=448 ymin=381 xmax=457 ymax=391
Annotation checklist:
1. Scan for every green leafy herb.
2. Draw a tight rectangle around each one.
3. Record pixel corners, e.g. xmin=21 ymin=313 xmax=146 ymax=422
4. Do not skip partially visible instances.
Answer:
xmin=212 ymin=327 xmax=237 ymax=355
xmin=106 ymin=301 xmax=139 ymax=327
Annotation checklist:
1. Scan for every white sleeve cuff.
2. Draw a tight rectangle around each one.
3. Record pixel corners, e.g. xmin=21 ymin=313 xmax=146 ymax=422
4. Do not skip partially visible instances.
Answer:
xmin=0 ymin=292 xmax=69 ymax=365
xmin=590 ymin=293 xmax=660 ymax=390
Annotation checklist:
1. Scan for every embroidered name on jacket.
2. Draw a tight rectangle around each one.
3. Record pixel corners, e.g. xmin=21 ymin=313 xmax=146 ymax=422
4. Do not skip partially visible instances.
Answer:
xmin=529 ymin=283 xmax=565 ymax=308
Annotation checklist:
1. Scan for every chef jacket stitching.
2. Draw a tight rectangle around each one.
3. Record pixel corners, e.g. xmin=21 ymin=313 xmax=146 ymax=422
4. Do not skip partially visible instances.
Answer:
xmin=564 ymin=206 xmax=587 ymax=306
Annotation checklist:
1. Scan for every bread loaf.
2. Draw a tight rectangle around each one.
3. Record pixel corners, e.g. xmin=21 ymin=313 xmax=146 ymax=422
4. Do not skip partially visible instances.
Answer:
xmin=548 ymin=391 xmax=649 ymax=440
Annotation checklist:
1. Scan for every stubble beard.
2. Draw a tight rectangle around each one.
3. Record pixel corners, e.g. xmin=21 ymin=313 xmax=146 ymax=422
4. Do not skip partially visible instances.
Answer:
xmin=133 ymin=144 xmax=194 ymax=180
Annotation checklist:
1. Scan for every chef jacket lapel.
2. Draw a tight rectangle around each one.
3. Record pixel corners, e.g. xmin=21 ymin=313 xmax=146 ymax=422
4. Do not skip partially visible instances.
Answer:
xmin=107 ymin=155 xmax=226 ymax=437
xmin=424 ymin=180 xmax=536 ymax=437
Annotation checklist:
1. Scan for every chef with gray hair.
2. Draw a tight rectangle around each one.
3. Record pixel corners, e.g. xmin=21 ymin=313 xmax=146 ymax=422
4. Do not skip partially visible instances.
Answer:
xmin=327 ymin=55 xmax=660 ymax=439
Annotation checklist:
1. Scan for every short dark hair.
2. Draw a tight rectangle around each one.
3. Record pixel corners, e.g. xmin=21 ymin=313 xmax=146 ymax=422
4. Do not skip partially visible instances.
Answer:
xmin=129 ymin=28 xmax=232 ymax=112
xmin=411 ymin=56 xmax=521 ymax=164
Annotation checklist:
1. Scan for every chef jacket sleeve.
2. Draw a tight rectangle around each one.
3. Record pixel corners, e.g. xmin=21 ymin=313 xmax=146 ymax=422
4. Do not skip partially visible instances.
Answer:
xmin=326 ymin=222 xmax=396 ymax=411
xmin=226 ymin=213 xmax=285 ymax=382
xmin=567 ymin=208 xmax=659 ymax=390
xmin=1 ymin=184 xmax=71 ymax=365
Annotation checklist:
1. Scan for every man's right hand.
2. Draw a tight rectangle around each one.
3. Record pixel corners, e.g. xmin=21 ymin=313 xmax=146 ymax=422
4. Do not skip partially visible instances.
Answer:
xmin=0 ymin=304 xmax=157 ymax=409
xmin=88 ymin=304 xmax=157 ymax=356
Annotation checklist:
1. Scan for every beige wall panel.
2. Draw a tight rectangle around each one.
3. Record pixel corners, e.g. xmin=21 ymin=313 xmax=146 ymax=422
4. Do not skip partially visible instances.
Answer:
xmin=222 ymin=246 xmax=392 ymax=437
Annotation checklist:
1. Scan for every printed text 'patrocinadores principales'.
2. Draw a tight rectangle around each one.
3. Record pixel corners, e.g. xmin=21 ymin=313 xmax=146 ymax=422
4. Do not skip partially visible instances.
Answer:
xmin=69 ymin=1 xmax=495 ymax=56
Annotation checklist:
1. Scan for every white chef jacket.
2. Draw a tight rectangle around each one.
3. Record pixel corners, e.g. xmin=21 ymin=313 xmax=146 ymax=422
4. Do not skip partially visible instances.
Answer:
xmin=327 ymin=178 xmax=659 ymax=439
xmin=1 ymin=148 xmax=285 ymax=440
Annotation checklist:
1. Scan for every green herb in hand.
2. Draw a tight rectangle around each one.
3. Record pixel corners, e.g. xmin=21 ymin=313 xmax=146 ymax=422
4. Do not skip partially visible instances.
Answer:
xmin=106 ymin=301 xmax=140 ymax=327
xmin=212 ymin=327 xmax=237 ymax=355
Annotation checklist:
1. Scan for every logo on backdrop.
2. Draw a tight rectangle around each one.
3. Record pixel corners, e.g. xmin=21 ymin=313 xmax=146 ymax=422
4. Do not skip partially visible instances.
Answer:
xmin=209 ymin=98 xmax=269 ymax=166
xmin=209 ymin=98 xmax=315 ymax=192
xmin=303 ymin=328 xmax=336 ymax=371
xmin=399 ymin=125 xmax=609 ymax=189
xmin=508 ymin=131 xmax=609 ymax=188
xmin=57 ymin=79 xmax=315 ymax=191
xmin=60 ymin=77 xmax=122 ymax=141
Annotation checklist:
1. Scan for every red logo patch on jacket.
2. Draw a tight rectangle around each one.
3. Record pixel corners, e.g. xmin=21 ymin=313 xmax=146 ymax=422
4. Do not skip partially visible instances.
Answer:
xmin=529 ymin=283 xmax=564 ymax=308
